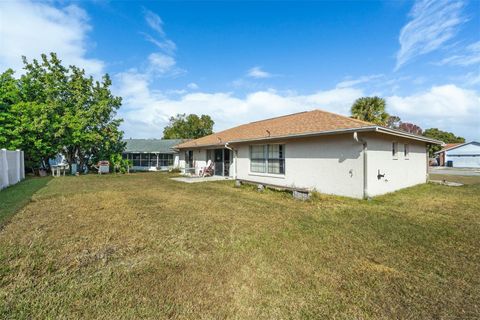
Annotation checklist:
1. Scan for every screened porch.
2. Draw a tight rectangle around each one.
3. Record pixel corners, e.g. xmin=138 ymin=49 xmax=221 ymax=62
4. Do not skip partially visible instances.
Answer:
xmin=122 ymin=153 xmax=174 ymax=170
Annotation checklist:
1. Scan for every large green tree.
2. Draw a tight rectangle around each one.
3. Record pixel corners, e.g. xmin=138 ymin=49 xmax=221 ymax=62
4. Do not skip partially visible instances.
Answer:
xmin=163 ymin=113 xmax=214 ymax=139
xmin=0 ymin=69 xmax=21 ymax=148
xmin=350 ymin=96 xmax=389 ymax=126
xmin=423 ymin=128 xmax=465 ymax=155
xmin=0 ymin=53 xmax=124 ymax=172
xmin=386 ymin=115 xmax=401 ymax=129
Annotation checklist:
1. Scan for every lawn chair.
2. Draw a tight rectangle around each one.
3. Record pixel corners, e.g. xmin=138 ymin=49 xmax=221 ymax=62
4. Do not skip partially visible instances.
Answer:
xmin=201 ymin=160 xmax=215 ymax=177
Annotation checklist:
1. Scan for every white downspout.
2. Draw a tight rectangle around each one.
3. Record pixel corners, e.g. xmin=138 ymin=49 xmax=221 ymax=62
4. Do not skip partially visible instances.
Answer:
xmin=354 ymin=132 xmax=368 ymax=199
xmin=224 ymin=143 xmax=236 ymax=179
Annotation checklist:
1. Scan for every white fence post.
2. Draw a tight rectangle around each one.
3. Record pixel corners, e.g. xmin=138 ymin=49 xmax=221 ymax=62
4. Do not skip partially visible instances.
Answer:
xmin=1 ymin=149 xmax=9 ymax=189
xmin=0 ymin=151 xmax=2 ymax=189
xmin=0 ymin=148 xmax=26 ymax=189
xmin=20 ymin=150 xmax=25 ymax=180
xmin=16 ymin=149 xmax=21 ymax=184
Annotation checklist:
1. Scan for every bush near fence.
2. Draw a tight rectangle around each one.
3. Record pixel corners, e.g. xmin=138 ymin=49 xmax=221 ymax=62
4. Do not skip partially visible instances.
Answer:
xmin=0 ymin=149 xmax=25 ymax=190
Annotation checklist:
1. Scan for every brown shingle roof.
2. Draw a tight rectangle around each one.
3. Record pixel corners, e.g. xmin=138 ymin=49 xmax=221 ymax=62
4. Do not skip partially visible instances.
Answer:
xmin=176 ymin=109 xmax=375 ymax=149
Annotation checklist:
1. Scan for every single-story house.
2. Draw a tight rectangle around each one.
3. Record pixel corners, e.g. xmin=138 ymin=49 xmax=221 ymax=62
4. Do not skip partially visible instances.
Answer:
xmin=434 ymin=143 xmax=462 ymax=166
xmin=174 ymin=109 xmax=443 ymax=199
xmin=434 ymin=141 xmax=480 ymax=168
xmin=123 ymin=139 xmax=187 ymax=171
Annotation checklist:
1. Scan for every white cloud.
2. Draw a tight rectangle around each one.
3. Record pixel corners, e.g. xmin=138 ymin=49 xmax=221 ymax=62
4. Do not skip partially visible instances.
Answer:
xmin=115 ymin=70 xmax=480 ymax=141
xmin=247 ymin=66 xmax=272 ymax=79
xmin=0 ymin=0 xmax=103 ymax=76
xmin=463 ymin=72 xmax=480 ymax=87
xmin=187 ymin=82 xmax=199 ymax=90
xmin=144 ymin=9 xmax=166 ymax=37
xmin=142 ymin=9 xmax=176 ymax=55
xmin=140 ymin=9 xmax=181 ymax=77
xmin=395 ymin=0 xmax=466 ymax=70
xmin=336 ymin=74 xmax=384 ymax=88
xmin=142 ymin=33 xmax=177 ymax=55
xmin=115 ymin=70 xmax=364 ymax=138
xmin=148 ymin=53 xmax=176 ymax=73
xmin=387 ymin=85 xmax=480 ymax=140
xmin=438 ymin=41 xmax=480 ymax=66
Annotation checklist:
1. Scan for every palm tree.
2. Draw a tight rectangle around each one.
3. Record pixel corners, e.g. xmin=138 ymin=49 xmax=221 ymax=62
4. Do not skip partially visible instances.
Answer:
xmin=350 ymin=96 xmax=389 ymax=126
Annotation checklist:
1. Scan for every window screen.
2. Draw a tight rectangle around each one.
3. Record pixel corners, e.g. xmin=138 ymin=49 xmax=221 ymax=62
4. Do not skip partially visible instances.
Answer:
xmin=250 ymin=144 xmax=285 ymax=174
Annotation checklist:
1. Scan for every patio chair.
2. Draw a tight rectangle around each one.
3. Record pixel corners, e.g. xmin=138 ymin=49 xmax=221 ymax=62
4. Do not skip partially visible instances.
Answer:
xmin=201 ymin=160 xmax=215 ymax=177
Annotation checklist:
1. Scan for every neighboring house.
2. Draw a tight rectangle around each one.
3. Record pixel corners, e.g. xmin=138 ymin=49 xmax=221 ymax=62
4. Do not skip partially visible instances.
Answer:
xmin=175 ymin=109 xmax=442 ymax=199
xmin=434 ymin=141 xmax=480 ymax=168
xmin=123 ymin=139 xmax=187 ymax=171
xmin=434 ymin=143 xmax=462 ymax=166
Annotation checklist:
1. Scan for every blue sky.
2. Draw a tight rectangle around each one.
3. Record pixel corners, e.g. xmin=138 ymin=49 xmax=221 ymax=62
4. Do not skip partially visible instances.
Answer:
xmin=0 ymin=0 xmax=479 ymax=140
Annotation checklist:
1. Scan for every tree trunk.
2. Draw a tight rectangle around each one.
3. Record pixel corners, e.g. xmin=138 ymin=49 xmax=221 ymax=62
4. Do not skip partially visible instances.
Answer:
xmin=78 ymin=151 xmax=85 ymax=174
xmin=43 ymin=157 xmax=51 ymax=171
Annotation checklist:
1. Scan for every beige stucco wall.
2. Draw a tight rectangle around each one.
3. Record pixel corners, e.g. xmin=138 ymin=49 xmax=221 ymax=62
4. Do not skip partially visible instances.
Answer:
xmin=233 ymin=134 xmax=365 ymax=198
xmin=178 ymin=149 xmax=208 ymax=175
xmin=178 ymin=151 xmax=185 ymax=170
xmin=177 ymin=132 xmax=429 ymax=198
xmin=362 ymin=133 xmax=428 ymax=197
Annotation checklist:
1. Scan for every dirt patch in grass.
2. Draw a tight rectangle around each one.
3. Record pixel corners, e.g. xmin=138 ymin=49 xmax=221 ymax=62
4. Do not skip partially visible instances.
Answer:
xmin=1 ymin=173 xmax=479 ymax=319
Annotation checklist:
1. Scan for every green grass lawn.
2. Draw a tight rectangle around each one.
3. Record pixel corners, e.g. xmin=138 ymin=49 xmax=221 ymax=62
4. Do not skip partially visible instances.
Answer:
xmin=0 ymin=177 xmax=52 ymax=227
xmin=0 ymin=173 xmax=479 ymax=319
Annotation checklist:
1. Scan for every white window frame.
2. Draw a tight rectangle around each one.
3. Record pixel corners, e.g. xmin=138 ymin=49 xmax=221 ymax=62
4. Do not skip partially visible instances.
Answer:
xmin=249 ymin=144 xmax=285 ymax=175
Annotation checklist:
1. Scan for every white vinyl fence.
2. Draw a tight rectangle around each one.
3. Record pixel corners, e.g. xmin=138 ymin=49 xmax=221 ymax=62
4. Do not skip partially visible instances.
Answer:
xmin=0 ymin=149 xmax=25 ymax=190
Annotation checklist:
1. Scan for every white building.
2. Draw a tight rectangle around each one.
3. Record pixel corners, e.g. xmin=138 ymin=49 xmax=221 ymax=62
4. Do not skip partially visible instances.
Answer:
xmin=435 ymin=141 xmax=480 ymax=168
xmin=122 ymin=139 xmax=187 ymax=171
xmin=175 ymin=110 xmax=442 ymax=199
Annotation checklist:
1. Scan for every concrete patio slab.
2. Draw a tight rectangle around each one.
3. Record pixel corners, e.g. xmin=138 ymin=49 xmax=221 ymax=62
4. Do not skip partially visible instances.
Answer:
xmin=429 ymin=167 xmax=480 ymax=176
xmin=171 ymin=176 xmax=232 ymax=183
xmin=429 ymin=180 xmax=463 ymax=187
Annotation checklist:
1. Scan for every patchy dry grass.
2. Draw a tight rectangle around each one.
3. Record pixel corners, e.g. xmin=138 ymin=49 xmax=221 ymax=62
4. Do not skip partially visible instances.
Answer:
xmin=0 ymin=173 xmax=479 ymax=319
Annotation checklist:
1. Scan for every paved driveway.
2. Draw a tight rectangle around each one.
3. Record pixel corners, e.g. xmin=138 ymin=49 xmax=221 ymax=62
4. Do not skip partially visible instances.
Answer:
xmin=429 ymin=167 xmax=480 ymax=176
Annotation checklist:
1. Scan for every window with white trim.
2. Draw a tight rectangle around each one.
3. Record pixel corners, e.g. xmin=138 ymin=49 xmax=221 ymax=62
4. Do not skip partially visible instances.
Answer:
xmin=392 ymin=142 xmax=398 ymax=159
xmin=250 ymin=144 xmax=285 ymax=174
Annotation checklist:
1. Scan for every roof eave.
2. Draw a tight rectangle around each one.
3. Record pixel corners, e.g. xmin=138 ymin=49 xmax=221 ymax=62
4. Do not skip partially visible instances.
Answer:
xmin=175 ymin=142 xmax=225 ymax=149
xmin=124 ymin=150 xmax=177 ymax=153
xmin=434 ymin=141 xmax=477 ymax=154
xmin=374 ymin=127 xmax=444 ymax=145
xmin=175 ymin=126 xmax=444 ymax=149
xmin=227 ymin=126 xmax=377 ymax=144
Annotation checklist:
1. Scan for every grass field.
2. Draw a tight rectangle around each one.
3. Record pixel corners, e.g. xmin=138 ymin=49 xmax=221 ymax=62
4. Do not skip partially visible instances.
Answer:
xmin=0 ymin=177 xmax=52 ymax=227
xmin=0 ymin=173 xmax=479 ymax=319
